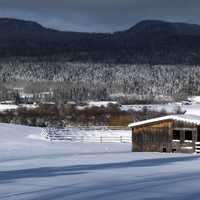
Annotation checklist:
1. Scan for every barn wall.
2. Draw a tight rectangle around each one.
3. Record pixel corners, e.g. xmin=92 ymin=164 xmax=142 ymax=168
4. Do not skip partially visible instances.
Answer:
xmin=132 ymin=120 xmax=198 ymax=153
xmin=132 ymin=120 xmax=172 ymax=152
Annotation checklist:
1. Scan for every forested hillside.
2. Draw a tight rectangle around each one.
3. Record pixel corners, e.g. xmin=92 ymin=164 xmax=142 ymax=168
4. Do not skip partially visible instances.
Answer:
xmin=0 ymin=59 xmax=200 ymax=103
xmin=0 ymin=18 xmax=200 ymax=64
xmin=0 ymin=18 xmax=200 ymax=103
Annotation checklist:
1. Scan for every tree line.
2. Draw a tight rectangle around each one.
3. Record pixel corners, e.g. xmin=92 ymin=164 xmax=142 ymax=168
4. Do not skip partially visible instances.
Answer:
xmin=0 ymin=59 xmax=200 ymax=103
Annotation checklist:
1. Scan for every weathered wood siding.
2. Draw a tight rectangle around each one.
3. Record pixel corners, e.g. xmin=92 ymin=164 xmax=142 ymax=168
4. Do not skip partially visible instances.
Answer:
xmin=132 ymin=119 xmax=198 ymax=153
xmin=132 ymin=120 xmax=172 ymax=152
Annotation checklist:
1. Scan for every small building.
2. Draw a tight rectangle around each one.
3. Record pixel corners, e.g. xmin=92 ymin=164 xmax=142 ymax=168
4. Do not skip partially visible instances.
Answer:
xmin=128 ymin=115 xmax=200 ymax=153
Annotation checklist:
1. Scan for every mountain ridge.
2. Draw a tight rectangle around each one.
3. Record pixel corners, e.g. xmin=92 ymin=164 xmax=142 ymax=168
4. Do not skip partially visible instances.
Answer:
xmin=0 ymin=18 xmax=200 ymax=64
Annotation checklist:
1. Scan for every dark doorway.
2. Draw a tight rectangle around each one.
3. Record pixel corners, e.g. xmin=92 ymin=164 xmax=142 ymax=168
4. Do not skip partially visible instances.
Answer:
xmin=172 ymin=149 xmax=176 ymax=153
xmin=185 ymin=130 xmax=193 ymax=141
xmin=173 ymin=130 xmax=180 ymax=140
xmin=197 ymin=127 xmax=200 ymax=142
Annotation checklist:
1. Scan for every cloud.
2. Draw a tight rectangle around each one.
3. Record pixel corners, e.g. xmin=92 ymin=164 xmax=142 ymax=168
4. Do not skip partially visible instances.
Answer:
xmin=0 ymin=0 xmax=199 ymax=32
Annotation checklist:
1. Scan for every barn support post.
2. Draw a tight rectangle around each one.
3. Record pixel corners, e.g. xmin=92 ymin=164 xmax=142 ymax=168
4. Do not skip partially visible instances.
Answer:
xmin=193 ymin=126 xmax=198 ymax=152
xmin=168 ymin=122 xmax=173 ymax=153
xmin=120 ymin=136 xmax=123 ymax=143
xmin=132 ymin=128 xmax=134 ymax=152
xmin=81 ymin=136 xmax=84 ymax=143
xmin=100 ymin=136 xmax=103 ymax=143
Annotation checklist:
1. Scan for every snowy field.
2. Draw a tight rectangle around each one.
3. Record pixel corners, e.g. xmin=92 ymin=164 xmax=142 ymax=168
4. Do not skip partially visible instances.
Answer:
xmin=1 ymin=124 xmax=200 ymax=199
xmin=121 ymin=103 xmax=200 ymax=115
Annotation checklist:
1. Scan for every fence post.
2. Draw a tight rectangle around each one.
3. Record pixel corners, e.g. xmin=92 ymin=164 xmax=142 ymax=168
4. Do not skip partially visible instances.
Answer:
xmin=81 ymin=136 xmax=84 ymax=143
xmin=120 ymin=136 xmax=123 ymax=143
xmin=100 ymin=136 xmax=103 ymax=143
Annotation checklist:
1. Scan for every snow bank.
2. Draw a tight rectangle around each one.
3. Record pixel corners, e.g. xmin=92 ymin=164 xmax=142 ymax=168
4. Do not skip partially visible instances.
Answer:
xmin=121 ymin=103 xmax=182 ymax=112
xmin=0 ymin=104 xmax=37 ymax=112
xmin=0 ymin=104 xmax=18 ymax=111
xmin=184 ymin=104 xmax=200 ymax=116
xmin=188 ymin=96 xmax=200 ymax=103
xmin=121 ymin=103 xmax=200 ymax=116
xmin=87 ymin=101 xmax=118 ymax=107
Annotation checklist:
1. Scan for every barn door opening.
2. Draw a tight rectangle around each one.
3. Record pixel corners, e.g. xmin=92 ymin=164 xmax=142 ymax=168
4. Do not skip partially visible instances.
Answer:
xmin=197 ymin=127 xmax=200 ymax=142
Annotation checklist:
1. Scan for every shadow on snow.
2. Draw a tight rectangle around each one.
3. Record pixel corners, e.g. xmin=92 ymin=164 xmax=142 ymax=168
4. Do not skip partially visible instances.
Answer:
xmin=0 ymin=155 xmax=199 ymax=183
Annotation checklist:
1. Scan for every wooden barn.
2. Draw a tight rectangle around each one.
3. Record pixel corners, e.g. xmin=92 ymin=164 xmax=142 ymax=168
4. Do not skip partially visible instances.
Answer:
xmin=128 ymin=115 xmax=200 ymax=153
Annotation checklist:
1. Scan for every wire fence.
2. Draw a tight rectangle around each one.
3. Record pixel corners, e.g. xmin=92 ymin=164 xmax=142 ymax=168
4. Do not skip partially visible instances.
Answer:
xmin=41 ymin=127 xmax=131 ymax=143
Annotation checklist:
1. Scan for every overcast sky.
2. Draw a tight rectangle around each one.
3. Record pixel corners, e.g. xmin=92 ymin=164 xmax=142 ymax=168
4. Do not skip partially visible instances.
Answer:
xmin=0 ymin=0 xmax=199 ymax=32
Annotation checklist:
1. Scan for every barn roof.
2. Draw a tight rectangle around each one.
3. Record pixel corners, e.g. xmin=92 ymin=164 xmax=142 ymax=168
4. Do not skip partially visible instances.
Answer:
xmin=128 ymin=114 xmax=200 ymax=128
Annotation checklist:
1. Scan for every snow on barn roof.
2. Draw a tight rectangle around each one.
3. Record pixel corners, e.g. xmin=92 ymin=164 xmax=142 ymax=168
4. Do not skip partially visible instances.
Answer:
xmin=128 ymin=114 xmax=200 ymax=128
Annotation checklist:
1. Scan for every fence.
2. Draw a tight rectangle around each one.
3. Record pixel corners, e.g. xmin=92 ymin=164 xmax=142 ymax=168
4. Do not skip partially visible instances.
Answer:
xmin=64 ymin=126 xmax=130 ymax=130
xmin=41 ymin=127 xmax=131 ymax=143
xmin=195 ymin=142 xmax=200 ymax=153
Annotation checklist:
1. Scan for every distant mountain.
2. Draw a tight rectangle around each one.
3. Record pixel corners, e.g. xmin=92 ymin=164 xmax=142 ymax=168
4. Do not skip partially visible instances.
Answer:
xmin=1 ymin=18 xmax=200 ymax=64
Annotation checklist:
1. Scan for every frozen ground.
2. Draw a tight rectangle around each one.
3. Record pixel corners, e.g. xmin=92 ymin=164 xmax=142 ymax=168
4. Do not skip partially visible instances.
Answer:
xmin=1 ymin=123 xmax=200 ymax=199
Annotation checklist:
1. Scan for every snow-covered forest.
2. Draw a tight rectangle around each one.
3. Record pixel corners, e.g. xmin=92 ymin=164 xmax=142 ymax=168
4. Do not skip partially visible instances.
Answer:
xmin=0 ymin=59 xmax=200 ymax=103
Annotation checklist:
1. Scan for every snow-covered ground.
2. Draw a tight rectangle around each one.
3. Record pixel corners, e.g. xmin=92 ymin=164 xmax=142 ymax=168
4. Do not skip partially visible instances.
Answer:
xmin=0 ymin=104 xmax=37 ymax=112
xmin=183 ymin=104 xmax=200 ymax=115
xmin=76 ymin=101 xmax=118 ymax=110
xmin=121 ymin=103 xmax=177 ymax=112
xmin=0 ymin=104 xmax=18 ymax=111
xmin=121 ymin=103 xmax=200 ymax=116
xmin=87 ymin=101 xmax=118 ymax=107
xmin=1 ymin=123 xmax=200 ymax=199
